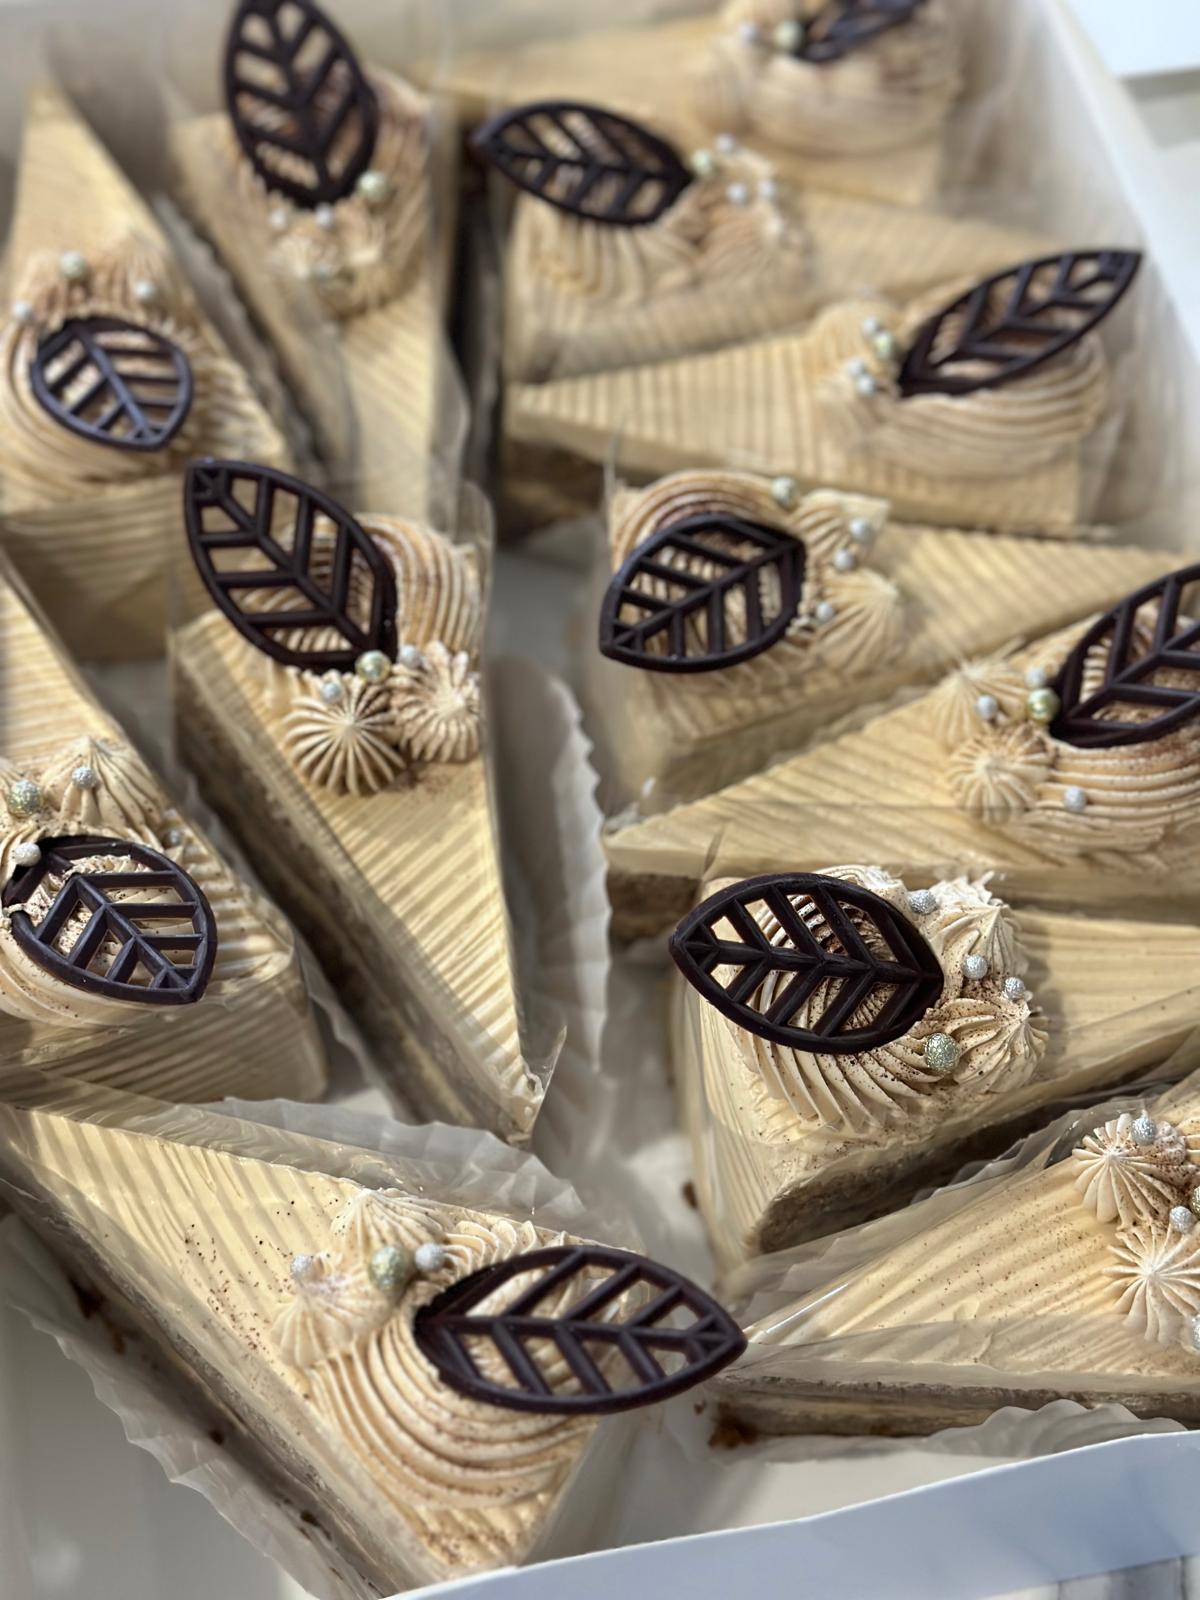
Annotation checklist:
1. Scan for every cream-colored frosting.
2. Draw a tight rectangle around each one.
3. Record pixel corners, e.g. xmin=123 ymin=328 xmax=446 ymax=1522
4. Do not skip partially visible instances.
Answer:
xmin=1074 ymin=1113 xmax=1194 ymax=1231
xmin=517 ymin=142 xmax=811 ymax=309
xmin=270 ymin=1188 xmax=597 ymax=1519
xmin=230 ymin=72 xmax=429 ymax=320
xmin=391 ymin=642 xmax=482 ymax=764
xmin=0 ymin=235 xmax=277 ymax=501
xmin=725 ymin=865 xmax=1046 ymax=1133
xmin=609 ymin=472 xmax=905 ymax=693
xmin=936 ymin=618 xmax=1200 ymax=863
xmin=814 ymin=290 xmax=1110 ymax=479
xmin=1109 ymin=1220 xmax=1200 ymax=1347
xmin=281 ymin=675 xmax=408 ymax=797
xmin=695 ymin=0 xmax=962 ymax=160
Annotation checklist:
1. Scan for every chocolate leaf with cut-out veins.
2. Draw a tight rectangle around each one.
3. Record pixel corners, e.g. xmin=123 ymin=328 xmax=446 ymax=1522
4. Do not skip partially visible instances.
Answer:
xmin=897 ymin=249 xmax=1142 ymax=399
xmin=2 ymin=836 xmax=217 ymax=1007
xmin=471 ymin=101 xmax=692 ymax=226
xmin=224 ymin=0 xmax=379 ymax=208
xmin=1050 ymin=563 xmax=1200 ymax=750
xmin=30 ymin=318 xmax=193 ymax=453
xmin=184 ymin=458 xmax=398 ymax=671
xmin=414 ymin=1244 xmax=745 ymax=1415
xmin=598 ymin=513 xmax=805 ymax=674
xmin=797 ymin=0 xmax=925 ymax=64
xmin=670 ymin=873 xmax=944 ymax=1053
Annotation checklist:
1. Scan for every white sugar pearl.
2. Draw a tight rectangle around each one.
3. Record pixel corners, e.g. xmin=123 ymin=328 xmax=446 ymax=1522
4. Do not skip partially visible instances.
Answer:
xmin=11 ymin=300 xmax=34 ymax=326
xmin=847 ymin=358 xmax=869 ymax=379
xmin=758 ymin=176 xmax=779 ymax=203
xmin=71 ymin=765 xmax=99 ymax=790
xmin=975 ymin=694 xmax=999 ymax=722
xmin=356 ymin=168 xmax=388 ymax=204
xmin=1024 ymin=666 xmax=1049 ymax=690
xmin=855 ymin=372 xmax=879 ymax=397
xmin=315 ymin=203 xmax=336 ymax=229
xmin=690 ymin=149 xmax=716 ymax=179
xmin=738 ymin=20 xmax=762 ymax=44
xmin=832 ymin=548 xmax=857 ymax=573
xmin=318 ymin=677 xmax=345 ymax=705
xmin=269 ymin=206 xmax=291 ymax=231
xmin=861 ymin=316 xmax=883 ymax=337
xmin=772 ymin=18 xmax=803 ymax=51
xmin=1063 ymin=786 xmax=1089 ymax=814
xmin=133 ymin=279 xmax=159 ymax=306
xmin=848 ymin=516 xmax=875 ymax=544
xmin=963 ymin=954 xmax=989 ymax=981
xmin=415 ymin=1241 xmax=449 ymax=1274
xmin=11 ymin=842 xmax=41 ymax=868
xmin=814 ymin=599 xmax=836 ymax=625
xmin=725 ymin=181 xmax=751 ymax=207
xmin=770 ymin=475 xmax=799 ymax=509
xmin=290 ymin=1253 xmax=319 ymax=1283
xmin=399 ymin=643 xmax=425 ymax=669
xmin=714 ymin=132 xmax=738 ymax=156
xmin=58 ymin=250 xmax=88 ymax=282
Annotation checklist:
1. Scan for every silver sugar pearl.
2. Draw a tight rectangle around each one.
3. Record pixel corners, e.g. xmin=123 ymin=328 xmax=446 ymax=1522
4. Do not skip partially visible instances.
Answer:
xmin=848 ymin=516 xmax=875 ymax=544
xmin=71 ymin=764 xmax=100 ymax=790
xmin=1170 ymin=1205 xmax=1197 ymax=1235
xmin=1003 ymin=976 xmax=1027 ymax=1002
xmin=269 ymin=206 xmax=291 ymax=232
xmin=714 ymin=132 xmax=738 ymax=156
xmin=290 ymin=1253 xmax=319 ymax=1283
xmin=832 ymin=548 xmax=857 ymax=573
xmin=1024 ymin=665 xmax=1049 ymax=690
xmin=1191 ymin=1314 xmax=1200 ymax=1354
xmin=355 ymin=650 xmax=390 ymax=684
xmin=847 ymin=357 xmax=870 ymax=378
xmin=924 ymin=1033 xmax=961 ymax=1075
xmin=11 ymin=842 xmax=41 ymax=868
xmin=356 ymin=168 xmax=388 ymax=204
xmin=133 ymin=278 xmax=159 ymax=306
xmin=975 ymin=693 xmax=999 ymax=722
xmin=399 ymin=643 xmax=425 ymax=670
xmin=772 ymin=17 xmax=803 ymax=51
xmin=738 ymin=20 xmax=762 ymax=44
xmin=1063 ymin=786 xmax=1089 ymax=814
xmin=1027 ymin=686 xmax=1061 ymax=725
xmin=725 ymin=180 xmax=751 ymax=207
xmin=855 ymin=372 xmax=879 ymax=397
xmin=315 ymin=203 xmax=336 ymax=229
xmin=962 ymin=954 xmax=989 ymax=981
xmin=414 ymin=1241 xmax=449 ymax=1275
xmin=690 ymin=148 xmax=716 ymax=180
xmin=770 ymin=474 xmax=799 ymax=509
xmin=318 ymin=676 xmax=346 ymax=705
xmin=814 ymin=599 xmax=836 ymax=625
xmin=368 ymin=1243 xmax=411 ymax=1293
xmin=58 ymin=249 xmax=89 ymax=282
xmin=165 ymin=827 xmax=185 ymax=848
xmin=11 ymin=300 xmax=34 ymax=326
xmin=908 ymin=889 xmax=937 ymax=915
xmin=861 ymin=315 xmax=884 ymax=337
xmin=1131 ymin=1115 xmax=1157 ymax=1147
xmin=6 ymin=779 xmax=42 ymax=818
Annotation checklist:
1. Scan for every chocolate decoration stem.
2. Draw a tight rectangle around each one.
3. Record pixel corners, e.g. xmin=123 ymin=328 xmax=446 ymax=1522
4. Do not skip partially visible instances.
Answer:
xmin=2 ymin=836 xmax=217 ymax=1007
xmin=30 ymin=318 xmax=193 ymax=453
xmin=1051 ymin=563 xmax=1200 ymax=750
xmin=414 ymin=1245 xmax=746 ymax=1415
xmin=224 ymin=0 xmax=379 ymax=209
xmin=184 ymin=459 xmax=398 ymax=672
xmin=670 ymin=873 xmax=944 ymax=1054
xmin=471 ymin=101 xmax=693 ymax=227
xmin=598 ymin=513 xmax=805 ymax=673
xmin=898 ymin=249 xmax=1142 ymax=399
xmin=798 ymin=0 xmax=925 ymax=65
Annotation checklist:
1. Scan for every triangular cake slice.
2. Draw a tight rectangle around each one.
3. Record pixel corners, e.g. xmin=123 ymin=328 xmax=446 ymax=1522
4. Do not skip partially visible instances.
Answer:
xmin=714 ymin=1072 xmax=1200 ymax=1436
xmin=505 ymin=248 xmax=1141 ymax=536
xmin=169 ymin=0 xmax=461 ymax=520
xmin=588 ymin=471 xmax=1175 ymax=809
xmin=0 ymin=84 xmax=288 ymax=660
xmin=175 ymin=459 xmax=543 ymax=1142
xmin=0 ymin=548 xmax=326 ymax=1102
xmin=0 ymin=1072 xmax=744 ymax=1591
xmin=671 ymin=867 xmax=1200 ymax=1271
xmin=607 ymin=563 xmax=1200 ymax=934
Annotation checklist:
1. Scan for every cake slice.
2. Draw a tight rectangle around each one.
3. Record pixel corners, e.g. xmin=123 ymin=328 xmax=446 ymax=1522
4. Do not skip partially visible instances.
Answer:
xmin=588 ymin=470 xmax=1175 ymax=809
xmin=170 ymin=0 xmax=461 ymax=520
xmin=714 ymin=1073 xmax=1200 ymax=1435
xmin=671 ymin=866 xmax=1200 ymax=1270
xmin=0 ymin=547 xmax=326 ymax=1102
xmin=0 ymin=1071 xmax=745 ymax=1591
xmin=438 ymin=0 xmax=964 ymax=208
xmin=504 ymin=248 xmax=1141 ymax=534
xmin=174 ymin=458 xmax=543 ymax=1142
xmin=0 ymin=84 xmax=289 ymax=659
xmin=607 ymin=561 xmax=1200 ymax=934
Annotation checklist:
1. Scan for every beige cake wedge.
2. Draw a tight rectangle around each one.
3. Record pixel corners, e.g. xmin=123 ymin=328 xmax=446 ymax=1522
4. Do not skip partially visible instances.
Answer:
xmin=0 ymin=1072 xmax=745 ymax=1595
xmin=0 ymin=548 xmax=326 ymax=1103
xmin=713 ymin=1073 xmax=1200 ymax=1436
xmin=170 ymin=0 xmax=461 ymax=520
xmin=588 ymin=469 xmax=1176 ymax=810
xmin=438 ymin=0 xmax=964 ymax=209
xmin=670 ymin=867 xmax=1200 ymax=1271
xmin=606 ymin=561 xmax=1200 ymax=934
xmin=504 ymin=247 xmax=1142 ymax=534
xmin=0 ymin=84 xmax=288 ymax=660
xmin=174 ymin=459 xmax=546 ymax=1143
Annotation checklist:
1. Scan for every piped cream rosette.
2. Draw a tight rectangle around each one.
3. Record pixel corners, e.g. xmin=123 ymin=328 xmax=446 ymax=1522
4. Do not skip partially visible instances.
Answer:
xmin=695 ymin=0 xmax=964 ymax=163
xmin=727 ymin=866 xmax=1046 ymax=1139
xmin=0 ymin=736 xmax=274 ymax=1027
xmin=0 ymin=235 xmax=282 ymax=503
xmin=248 ymin=514 xmax=486 ymax=797
xmin=814 ymin=287 xmax=1111 ymax=481
xmin=228 ymin=71 xmax=431 ymax=321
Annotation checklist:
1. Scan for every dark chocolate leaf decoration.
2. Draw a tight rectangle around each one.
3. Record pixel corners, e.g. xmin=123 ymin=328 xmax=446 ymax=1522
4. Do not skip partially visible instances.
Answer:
xmin=471 ymin=101 xmax=692 ymax=226
xmin=598 ymin=513 xmax=805 ymax=674
xmin=898 ymin=250 xmax=1142 ymax=399
xmin=223 ymin=0 xmax=379 ymax=208
xmin=184 ymin=458 xmax=398 ymax=672
xmin=414 ymin=1245 xmax=746 ymax=1415
xmin=30 ymin=318 xmax=193 ymax=453
xmin=797 ymin=0 xmax=925 ymax=64
xmin=1050 ymin=564 xmax=1200 ymax=750
xmin=670 ymin=873 xmax=944 ymax=1053
xmin=2 ymin=836 xmax=217 ymax=1007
